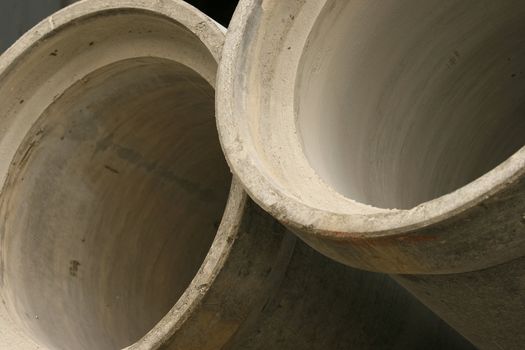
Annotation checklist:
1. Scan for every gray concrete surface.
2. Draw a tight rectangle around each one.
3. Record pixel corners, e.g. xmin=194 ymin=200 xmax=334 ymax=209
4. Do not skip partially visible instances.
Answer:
xmin=0 ymin=1 xmax=474 ymax=349
xmin=0 ymin=1 xmax=225 ymax=348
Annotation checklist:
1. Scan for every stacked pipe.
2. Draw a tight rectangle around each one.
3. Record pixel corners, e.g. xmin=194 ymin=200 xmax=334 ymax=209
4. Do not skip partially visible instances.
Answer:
xmin=0 ymin=0 xmax=521 ymax=349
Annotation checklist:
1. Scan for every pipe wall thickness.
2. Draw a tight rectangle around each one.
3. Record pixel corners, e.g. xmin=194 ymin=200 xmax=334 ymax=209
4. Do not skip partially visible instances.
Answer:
xmin=217 ymin=1 xmax=525 ymax=348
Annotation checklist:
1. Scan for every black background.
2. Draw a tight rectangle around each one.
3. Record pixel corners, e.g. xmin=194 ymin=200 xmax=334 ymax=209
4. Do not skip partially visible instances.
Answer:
xmin=186 ymin=1 xmax=240 ymax=26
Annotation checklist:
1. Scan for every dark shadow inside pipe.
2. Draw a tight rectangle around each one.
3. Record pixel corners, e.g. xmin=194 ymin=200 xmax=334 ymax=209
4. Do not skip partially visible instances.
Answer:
xmin=297 ymin=0 xmax=525 ymax=209
xmin=1 ymin=58 xmax=230 ymax=349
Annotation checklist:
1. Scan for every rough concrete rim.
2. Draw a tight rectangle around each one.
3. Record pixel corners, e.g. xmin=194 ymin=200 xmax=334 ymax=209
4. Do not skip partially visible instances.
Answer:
xmin=0 ymin=1 xmax=245 ymax=349
xmin=216 ymin=0 xmax=525 ymax=273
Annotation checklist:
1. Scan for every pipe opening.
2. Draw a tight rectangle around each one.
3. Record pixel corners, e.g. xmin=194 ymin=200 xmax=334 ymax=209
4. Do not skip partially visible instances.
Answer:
xmin=297 ymin=0 xmax=525 ymax=209
xmin=1 ymin=58 xmax=230 ymax=349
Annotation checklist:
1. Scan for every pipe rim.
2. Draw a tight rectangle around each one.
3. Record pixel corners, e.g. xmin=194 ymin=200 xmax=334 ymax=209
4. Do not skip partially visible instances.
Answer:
xmin=0 ymin=1 xmax=243 ymax=349
xmin=217 ymin=0 xmax=525 ymax=273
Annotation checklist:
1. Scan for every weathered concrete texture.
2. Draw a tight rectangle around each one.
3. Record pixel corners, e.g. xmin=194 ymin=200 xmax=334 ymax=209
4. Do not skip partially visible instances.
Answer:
xmin=0 ymin=0 xmax=228 ymax=349
xmin=217 ymin=0 xmax=525 ymax=274
xmin=395 ymin=256 xmax=525 ymax=350
xmin=217 ymin=0 xmax=525 ymax=348
xmin=228 ymin=236 xmax=474 ymax=350
xmin=0 ymin=1 xmax=474 ymax=349
xmin=156 ymin=201 xmax=475 ymax=350
xmin=137 ymin=196 xmax=295 ymax=350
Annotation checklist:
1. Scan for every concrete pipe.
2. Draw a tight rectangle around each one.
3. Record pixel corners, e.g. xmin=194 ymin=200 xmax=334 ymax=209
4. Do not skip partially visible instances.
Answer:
xmin=217 ymin=0 xmax=525 ymax=348
xmin=227 ymin=235 xmax=474 ymax=350
xmin=0 ymin=1 xmax=473 ymax=350
xmin=0 ymin=1 xmax=228 ymax=348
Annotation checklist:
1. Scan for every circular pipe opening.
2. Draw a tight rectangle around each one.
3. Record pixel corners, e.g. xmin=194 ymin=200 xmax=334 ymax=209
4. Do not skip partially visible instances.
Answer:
xmin=2 ymin=59 xmax=229 ymax=350
xmin=218 ymin=0 xmax=525 ymax=272
xmin=297 ymin=0 xmax=525 ymax=209
xmin=218 ymin=0 xmax=525 ymax=219
xmin=0 ymin=3 xmax=229 ymax=350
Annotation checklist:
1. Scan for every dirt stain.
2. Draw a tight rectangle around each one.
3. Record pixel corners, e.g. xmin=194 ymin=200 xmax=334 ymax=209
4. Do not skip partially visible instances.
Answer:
xmin=69 ymin=260 xmax=81 ymax=277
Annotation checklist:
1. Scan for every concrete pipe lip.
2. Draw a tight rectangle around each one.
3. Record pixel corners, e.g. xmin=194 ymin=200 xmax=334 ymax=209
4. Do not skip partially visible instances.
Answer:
xmin=217 ymin=0 xmax=525 ymax=274
xmin=0 ymin=1 xmax=243 ymax=349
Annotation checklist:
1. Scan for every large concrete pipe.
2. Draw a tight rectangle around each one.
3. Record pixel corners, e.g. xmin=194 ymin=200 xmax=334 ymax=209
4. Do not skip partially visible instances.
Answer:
xmin=217 ymin=0 xmax=525 ymax=348
xmin=0 ymin=1 xmax=474 ymax=350
xmin=0 ymin=1 xmax=228 ymax=348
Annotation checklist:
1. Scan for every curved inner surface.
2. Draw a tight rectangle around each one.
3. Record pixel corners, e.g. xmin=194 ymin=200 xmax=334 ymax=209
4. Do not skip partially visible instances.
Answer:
xmin=297 ymin=0 xmax=525 ymax=209
xmin=0 ymin=58 xmax=230 ymax=350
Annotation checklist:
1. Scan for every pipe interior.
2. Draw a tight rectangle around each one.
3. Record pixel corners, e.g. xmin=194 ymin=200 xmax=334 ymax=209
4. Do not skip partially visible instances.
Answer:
xmin=0 ymin=58 xmax=230 ymax=350
xmin=297 ymin=0 xmax=525 ymax=209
